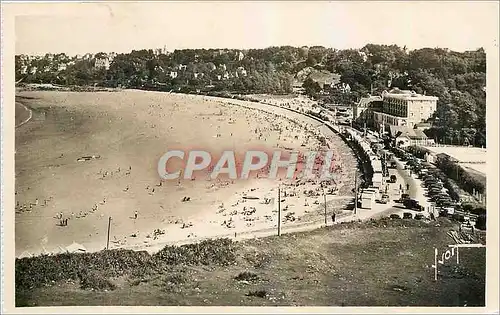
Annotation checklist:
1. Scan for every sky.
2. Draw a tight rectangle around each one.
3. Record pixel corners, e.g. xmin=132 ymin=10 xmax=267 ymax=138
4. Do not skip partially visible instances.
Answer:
xmin=12 ymin=1 xmax=499 ymax=56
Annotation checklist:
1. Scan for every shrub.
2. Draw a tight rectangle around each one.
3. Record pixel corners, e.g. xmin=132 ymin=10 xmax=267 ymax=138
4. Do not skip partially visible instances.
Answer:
xmin=246 ymin=290 xmax=268 ymax=298
xmin=476 ymin=214 xmax=486 ymax=230
xmin=471 ymin=206 xmax=486 ymax=216
xmin=163 ymin=273 xmax=187 ymax=285
xmin=78 ymin=270 xmax=116 ymax=291
xmin=16 ymin=239 xmax=237 ymax=293
xmin=234 ymin=271 xmax=259 ymax=282
xmin=154 ymin=238 xmax=237 ymax=266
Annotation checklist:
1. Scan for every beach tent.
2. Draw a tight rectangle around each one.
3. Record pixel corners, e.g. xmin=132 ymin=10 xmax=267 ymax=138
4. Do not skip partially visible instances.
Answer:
xmin=52 ymin=246 xmax=67 ymax=255
xmin=17 ymin=251 xmax=33 ymax=259
xmin=66 ymin=242 xmax=87 ymax=253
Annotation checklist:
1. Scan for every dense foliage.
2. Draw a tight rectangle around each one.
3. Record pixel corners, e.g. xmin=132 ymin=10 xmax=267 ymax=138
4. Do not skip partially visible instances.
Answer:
xmin=16 ymin=238 xmax=237 ymax=292
xmin=16 ymin=44 xmax=486 ymax=144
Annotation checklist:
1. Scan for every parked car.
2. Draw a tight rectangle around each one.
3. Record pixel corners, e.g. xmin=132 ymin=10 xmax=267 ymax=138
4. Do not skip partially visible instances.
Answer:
xmin=428 ymin=188 xmax=443 ymax=196
xmin=425 ymin=179 xmax=441 ymax=185
xmin=399 ymin=193 xmax=410 ymax=202
xmin=430 ymin=194 xmax=450 ymax=202
xmin=414 ymin=214 xmax=425 ymax=220
xmin=389 ymin=213 xmax=401 ymax=219
xmin=379 ymin=194 xmax=390 ymax=204
xmin=427 ymin=184 xmax=444 ymax=190
xmin=442 ymin=206 xmax=455 ymax=215
xmin=403 ymin=212 xmax=413 ymax=219
xmin=424 ymin=179 xmax=436 ymax=185
xmin=403 ymin=198 xmax=424 ymax=211
xmin=418 ymin=168 xmax=429 ymax=176
xmin=437 ymin=199 xmax=456 ymax=208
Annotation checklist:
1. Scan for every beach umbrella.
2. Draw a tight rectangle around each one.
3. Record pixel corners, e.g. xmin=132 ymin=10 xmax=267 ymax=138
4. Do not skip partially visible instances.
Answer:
xmin=66 ymin=242 xmax=87 ymax=253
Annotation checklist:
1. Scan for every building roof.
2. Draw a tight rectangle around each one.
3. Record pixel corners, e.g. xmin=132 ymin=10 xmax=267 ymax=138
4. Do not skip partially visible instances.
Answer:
xmin=390 ymin=125 xmax=428 ymax=140
xmin=415 ymin=122 xmax=432 ymax=128
xmin=382 ymin=88 xmax=438 ymax=101
xmin=358 ymin=96 xmax=382 ymax=107
xmin=66 ymin=242 xmax=87 ymax=253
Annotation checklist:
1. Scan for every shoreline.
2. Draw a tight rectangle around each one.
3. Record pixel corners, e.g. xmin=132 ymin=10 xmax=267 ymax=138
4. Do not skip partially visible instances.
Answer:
xmin=15 ymin=102 xmax=33 ymax=128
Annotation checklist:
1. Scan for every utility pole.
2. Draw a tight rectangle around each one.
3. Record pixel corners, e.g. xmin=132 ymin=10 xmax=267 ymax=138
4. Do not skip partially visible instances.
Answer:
xmin=106 ymin=216 xmax=112 ymax=250
xmin=277 ymin=186 xmax=281 ymax=236
xmin=354 ymin=172 xmax=358 ymax=215
xmin=323 ymin=187 xmax=327 ymax=226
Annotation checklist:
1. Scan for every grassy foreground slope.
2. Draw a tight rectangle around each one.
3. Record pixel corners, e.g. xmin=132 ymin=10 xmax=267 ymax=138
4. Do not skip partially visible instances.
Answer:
xmin=16 ymin=218 xmax=485 ymax=307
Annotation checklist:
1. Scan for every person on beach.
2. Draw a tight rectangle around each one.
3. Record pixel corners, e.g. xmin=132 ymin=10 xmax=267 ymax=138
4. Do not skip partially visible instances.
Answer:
xmin=406 ymin=183 xmax=410 ymax=191
xmin=134 ymin=211 xmax=138 ymax=219
xmin=331 ymin=213 xmax=336 ymax=224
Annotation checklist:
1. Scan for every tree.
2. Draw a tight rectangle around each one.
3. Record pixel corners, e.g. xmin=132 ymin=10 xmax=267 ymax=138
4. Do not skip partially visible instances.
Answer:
xmin=303 ymin=77 xmax=322 ymax=96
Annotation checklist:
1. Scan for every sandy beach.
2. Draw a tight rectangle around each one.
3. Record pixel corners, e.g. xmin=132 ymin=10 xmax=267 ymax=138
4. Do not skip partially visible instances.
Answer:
xmin=15 ymin=90 xmax=357 ymax=256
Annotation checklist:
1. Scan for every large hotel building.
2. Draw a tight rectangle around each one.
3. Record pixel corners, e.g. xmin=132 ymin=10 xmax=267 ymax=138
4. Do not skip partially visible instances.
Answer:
xmin=372 ymin=88 xmax=438 ymax=130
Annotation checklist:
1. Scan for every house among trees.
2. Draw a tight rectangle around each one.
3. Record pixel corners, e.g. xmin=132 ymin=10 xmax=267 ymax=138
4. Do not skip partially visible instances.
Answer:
xmin=236 ymin=66 xmax=247 ymax=77
xmin=13 ymin=45 xmax=485 ymax=147
xmin=236 ymin=51 xmax=244 ymax=61
xmin=94 ymin=57 xmax=110 ymax=70
xmin=339 ymin=83 xmax=351 ymax=93
xmin=390 ymin=125 xmax=434 ymax=147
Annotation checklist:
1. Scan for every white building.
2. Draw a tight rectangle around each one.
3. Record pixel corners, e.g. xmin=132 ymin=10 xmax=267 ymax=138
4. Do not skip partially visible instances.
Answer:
xmin=94 ymin=58 xmax=110 ymax=70
xmin=340 ymin=82 xmax=351 ymax=93
xmin=373 ymin=88 xmax=438 ymax=129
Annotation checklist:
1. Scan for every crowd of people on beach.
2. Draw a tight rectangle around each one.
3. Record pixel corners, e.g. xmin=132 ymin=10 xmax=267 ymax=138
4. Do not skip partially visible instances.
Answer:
xmin=16 ymin=93 xmax=358 ymax=254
